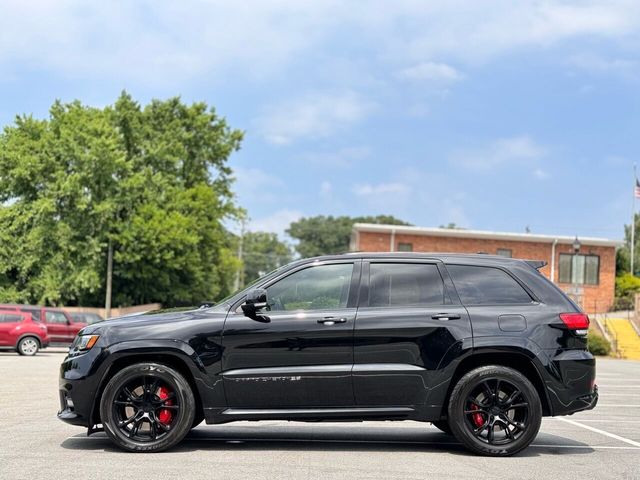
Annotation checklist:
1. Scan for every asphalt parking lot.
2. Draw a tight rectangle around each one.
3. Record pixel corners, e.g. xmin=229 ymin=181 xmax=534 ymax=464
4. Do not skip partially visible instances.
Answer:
xmin=0 ymin=350 xmax=639 ymax=480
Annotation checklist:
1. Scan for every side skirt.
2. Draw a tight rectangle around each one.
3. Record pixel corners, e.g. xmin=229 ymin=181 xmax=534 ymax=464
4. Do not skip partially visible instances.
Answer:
xmin=205 ymin=406 xmax=420 ymax=424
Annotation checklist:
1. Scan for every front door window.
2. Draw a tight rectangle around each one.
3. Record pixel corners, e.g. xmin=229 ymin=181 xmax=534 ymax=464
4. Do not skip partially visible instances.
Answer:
xmin=266 ymin=263 xmax=353 ymax=312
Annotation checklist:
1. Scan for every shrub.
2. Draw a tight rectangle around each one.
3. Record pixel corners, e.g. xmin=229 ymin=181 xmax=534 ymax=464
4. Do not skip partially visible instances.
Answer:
xmin=613 ymin=273 xmax=640 ymax=311
xmin=588 ymin=333 xmax=611 ymax=356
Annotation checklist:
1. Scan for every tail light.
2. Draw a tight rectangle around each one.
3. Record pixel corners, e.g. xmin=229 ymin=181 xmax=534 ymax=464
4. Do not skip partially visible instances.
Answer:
xmin=559 ymin=313 xmax=590 ymax=335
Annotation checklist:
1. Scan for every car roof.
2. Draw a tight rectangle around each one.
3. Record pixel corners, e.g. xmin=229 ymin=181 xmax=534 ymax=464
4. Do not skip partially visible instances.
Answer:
xmin=0 ymin=304 xmax=66 ymax=312
xmin=304 ymin=252 xmax=537 ymax=267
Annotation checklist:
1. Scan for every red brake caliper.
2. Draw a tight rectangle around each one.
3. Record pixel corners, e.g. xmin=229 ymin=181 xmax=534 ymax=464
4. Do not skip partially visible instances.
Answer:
xmin=470 ymin=403 xmax=485 ymax=427
xmin=157 ymin=386 xmax=174 ymax=425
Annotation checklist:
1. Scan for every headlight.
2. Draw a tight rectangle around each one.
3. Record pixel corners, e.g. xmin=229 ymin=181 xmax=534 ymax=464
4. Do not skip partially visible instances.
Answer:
xmin=72 ymin=335 xmax=100 ymax=352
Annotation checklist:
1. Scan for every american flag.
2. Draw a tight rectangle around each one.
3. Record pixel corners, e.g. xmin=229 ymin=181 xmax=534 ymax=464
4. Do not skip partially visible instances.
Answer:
xmin=636 ymin=179 xmax=640 ymax=198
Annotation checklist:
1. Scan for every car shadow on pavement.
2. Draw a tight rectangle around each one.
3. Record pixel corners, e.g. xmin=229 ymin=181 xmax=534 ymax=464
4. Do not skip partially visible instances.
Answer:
xmin=60 ymin=424 xmax=595 ymax=457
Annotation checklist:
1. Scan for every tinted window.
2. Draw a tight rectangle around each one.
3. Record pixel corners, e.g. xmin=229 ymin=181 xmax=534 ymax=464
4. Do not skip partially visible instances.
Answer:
xmin=447 ymin=265 xmax=532 ymax=305
xmin=266 ymin=263 xmax=353 ymax=312
xmin=369 ymin=263 xmax=445 ymax=307
xmin=46 ymin=311 xmax=68 ymax=324
xmin=0 ymin=313 xmax=22 ymax=323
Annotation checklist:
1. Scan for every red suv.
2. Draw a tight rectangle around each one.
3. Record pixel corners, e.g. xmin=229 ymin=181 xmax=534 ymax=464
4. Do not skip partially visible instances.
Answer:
xmin=0 ymin=305 xmax=87 ymax=345
xmin=0 ymin=309 xmax=50 ymax=355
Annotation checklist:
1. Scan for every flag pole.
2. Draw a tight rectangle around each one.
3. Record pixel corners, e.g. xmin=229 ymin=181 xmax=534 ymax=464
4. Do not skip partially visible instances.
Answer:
xmin=632 ymin=164 xmax=637 ymax=276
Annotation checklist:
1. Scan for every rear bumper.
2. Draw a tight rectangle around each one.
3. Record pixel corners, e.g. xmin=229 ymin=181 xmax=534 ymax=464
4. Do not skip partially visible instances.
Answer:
xmin=542 ymin=349 xmax=598 ymax=416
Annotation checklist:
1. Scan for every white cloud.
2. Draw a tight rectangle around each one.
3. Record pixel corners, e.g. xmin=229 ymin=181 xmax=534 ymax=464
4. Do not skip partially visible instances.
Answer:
xmin=248 ymin=209 xmax=303 ymax=236
xmin=533 ymin=168 xmax=549 ymax=179
xmin=450 ymin=136 xmax=546 ymax=170
xmin=231 ymin=166 xmax=284 ymax=206
xmin=569 ymin=53 xmax=639 ymax=79
xmin=2 ymin=1 xmax=639 ymax=86
xmin=300 ymin=146 xmax=371 ymax=168
xmin=396 ymin=62 xmax=463 ymax=82
xmin=352 ymin=182 xmax=412 ymax=196
xmin=257 ymin=92 xmax=375 ymax=145
xmin=320 ymin=181 xmax=333 ymax=198
xmin=233 ymin=166 xmax=282 ymax=188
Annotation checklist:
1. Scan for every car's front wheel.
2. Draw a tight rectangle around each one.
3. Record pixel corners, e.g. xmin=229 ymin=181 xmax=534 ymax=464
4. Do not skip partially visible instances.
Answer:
xmin=447 ymin=365 xmax=542 ymax=456
xmin=17 ymin=336 xmax=39 ymax=356
xmin=100 ymin=362 xmax=195 ymax=452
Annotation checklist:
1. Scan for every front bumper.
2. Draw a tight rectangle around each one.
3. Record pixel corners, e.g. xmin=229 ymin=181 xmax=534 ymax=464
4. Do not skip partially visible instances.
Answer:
xmin=57 ymin=348 xmax=104 ymax=428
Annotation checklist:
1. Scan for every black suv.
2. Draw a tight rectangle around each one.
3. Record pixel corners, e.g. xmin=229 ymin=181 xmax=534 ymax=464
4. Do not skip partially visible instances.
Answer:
xmin=58 ymin=253 xmax=597 ymax=456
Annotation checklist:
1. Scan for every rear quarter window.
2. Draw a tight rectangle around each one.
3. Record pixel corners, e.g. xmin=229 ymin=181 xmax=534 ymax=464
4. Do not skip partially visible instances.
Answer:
xmin=447 ymin=264 xmax=533 ymax=305
xmin=0 ymin=313 xmax=23 ymax=323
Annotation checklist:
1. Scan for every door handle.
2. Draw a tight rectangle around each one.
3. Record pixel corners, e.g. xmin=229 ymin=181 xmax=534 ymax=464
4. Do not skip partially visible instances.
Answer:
xmin=318 ymin=317 xmax=348 ymax=325
xmin=431 ymin=313 xmax=461 ymax=321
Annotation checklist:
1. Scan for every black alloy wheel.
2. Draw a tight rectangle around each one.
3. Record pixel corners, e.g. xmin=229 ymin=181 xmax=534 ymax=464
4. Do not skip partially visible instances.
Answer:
xmin=100 ymin=363 xmax=195 ymax=452
xmin=448 ymin=365 xmax=542 ymax=456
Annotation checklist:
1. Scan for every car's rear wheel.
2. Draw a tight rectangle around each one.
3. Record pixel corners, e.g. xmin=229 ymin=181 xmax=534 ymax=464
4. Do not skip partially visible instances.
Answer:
xmin=100 ymin=363 xmax=195 ymax=452
xmin=17 ymin=336 xmax=39 ymax=356
xmin=448 ymin=365 xmax=542 ymax=456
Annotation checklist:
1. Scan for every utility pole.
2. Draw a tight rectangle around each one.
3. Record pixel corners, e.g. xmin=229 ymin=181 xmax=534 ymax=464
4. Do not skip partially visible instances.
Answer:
xmin=234 ymin=219 xmax=246 ymax=291
xmin=105 ymin=239 xmax=113 ymax=318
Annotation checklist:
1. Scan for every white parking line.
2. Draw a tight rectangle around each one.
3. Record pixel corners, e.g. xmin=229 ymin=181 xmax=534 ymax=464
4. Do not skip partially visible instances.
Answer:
xmin=571 ymin=419 xmax=640 ymax=423
xmin=531 ymin=444 xmax=640 ymax=450
xmin=596 ymin=385 xmax=640 ymax=388
xmin=594 ymin=404 xmax=640 ymax=407
xmin=556 ymin=418 xmax=640 ymax=448
xmin=600 ymin=394 xmax=640 ymax=397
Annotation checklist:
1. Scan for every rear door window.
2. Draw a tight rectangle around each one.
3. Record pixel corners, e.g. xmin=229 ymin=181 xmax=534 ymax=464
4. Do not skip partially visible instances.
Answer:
xmin=369 ymin=263 xmax=446 ymax=307
xmin=45 ymin=311 xmax=69 ymax=324
xmin=447 ymin=265 xmax=532 ymax=305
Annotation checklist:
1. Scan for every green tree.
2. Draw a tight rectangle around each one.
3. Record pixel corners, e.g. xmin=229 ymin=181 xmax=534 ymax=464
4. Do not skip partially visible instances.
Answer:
xmin=616 ymin=213 xmax=640 ymax=276
xmin=287 ymin=215 xmax=411 ymax=257
xmin=241 ymin=231 xmax=292 ymax=285
xmin=0 ymin=92 xmax=243 ymax=307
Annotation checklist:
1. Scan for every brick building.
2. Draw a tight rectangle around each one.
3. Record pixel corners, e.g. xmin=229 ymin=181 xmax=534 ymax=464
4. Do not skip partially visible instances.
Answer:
xmin=350 ymin=223 xmax=621 ymax=313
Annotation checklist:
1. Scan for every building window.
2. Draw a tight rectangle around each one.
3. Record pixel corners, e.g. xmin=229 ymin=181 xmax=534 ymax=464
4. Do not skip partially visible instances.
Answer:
xmin=558 ymin=253 xmax=599 ymax=285
xmin=496 ymin=248 xmax=512 ymax=258
xmin=397 ymin=242 xmax=413 ymax=252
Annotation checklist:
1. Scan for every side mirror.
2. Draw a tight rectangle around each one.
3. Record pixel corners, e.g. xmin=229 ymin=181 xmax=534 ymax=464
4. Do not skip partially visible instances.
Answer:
xmin=241 ymin=289 xmax=269 ymax=320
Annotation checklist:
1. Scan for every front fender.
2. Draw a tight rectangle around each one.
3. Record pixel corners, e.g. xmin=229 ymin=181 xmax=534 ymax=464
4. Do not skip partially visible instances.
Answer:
xmin=86 ymin=339 xmax=223 ymax=425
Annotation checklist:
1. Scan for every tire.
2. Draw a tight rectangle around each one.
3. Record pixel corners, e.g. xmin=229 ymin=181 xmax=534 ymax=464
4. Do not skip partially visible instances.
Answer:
xmin=17 ymin=336 xmax=40 ymax=356
xmin=447 ymin=365 xmax=542 ymax=457
xmin=432 ymin=420 xmax=453 ymax=435
xmin=100 ymin=363 xmax=196 ymax=452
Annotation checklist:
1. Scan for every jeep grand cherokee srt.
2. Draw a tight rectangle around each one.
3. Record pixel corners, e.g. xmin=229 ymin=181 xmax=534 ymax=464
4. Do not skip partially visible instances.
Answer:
xmin=58 ymin=253 xmax=597 ymax=456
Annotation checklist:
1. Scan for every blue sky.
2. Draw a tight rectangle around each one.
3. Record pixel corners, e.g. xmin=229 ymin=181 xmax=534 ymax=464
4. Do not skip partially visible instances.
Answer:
xmin=1 ymin=1 xmax=639 ymax=241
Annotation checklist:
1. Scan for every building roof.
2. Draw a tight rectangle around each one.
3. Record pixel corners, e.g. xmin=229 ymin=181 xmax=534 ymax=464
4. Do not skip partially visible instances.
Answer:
xmin=352 ymin=223 xmax=622 ymax=248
